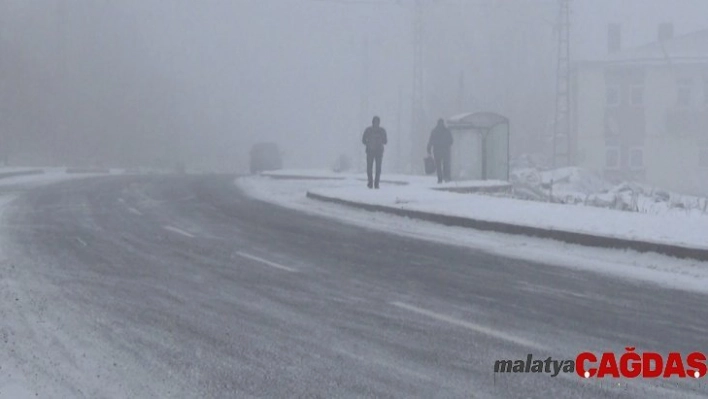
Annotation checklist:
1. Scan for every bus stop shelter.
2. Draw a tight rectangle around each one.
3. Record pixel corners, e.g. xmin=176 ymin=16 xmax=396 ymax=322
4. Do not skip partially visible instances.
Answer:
xmin=445 ymin=112 xmax=509 ymax=181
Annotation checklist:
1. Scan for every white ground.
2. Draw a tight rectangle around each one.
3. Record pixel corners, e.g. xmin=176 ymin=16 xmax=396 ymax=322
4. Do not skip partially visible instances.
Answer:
xmin=236 ymin=174 xmax=708 ymax=294
xmin=0 ymin=168 xmax=120 ymax=398
xmin=271 ymin=169 xmax=708 ymax=250
xmin=0 ymin=167 xmax=125 ymax=190
xmin=309 ymin=184 xmax=708 ymax=249
xmin=261 ymin=169 xmax=509 ymax=189
xmin=523 ymin=166 xmax=708 ymax=217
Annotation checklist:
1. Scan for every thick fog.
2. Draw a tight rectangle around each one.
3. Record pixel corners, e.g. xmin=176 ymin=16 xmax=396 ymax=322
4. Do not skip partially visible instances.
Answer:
xmin=1 ymin=0 xmax=707 ymax=172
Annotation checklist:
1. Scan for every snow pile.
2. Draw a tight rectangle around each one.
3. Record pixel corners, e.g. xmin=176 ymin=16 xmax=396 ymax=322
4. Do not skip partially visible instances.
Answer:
xmin=511 ymin=167 xmax=612 ymax=202
xmin=541 ymin=167 xmax=612 ymax=194
xmin=510 ymin=167 xmax=708 ymax=216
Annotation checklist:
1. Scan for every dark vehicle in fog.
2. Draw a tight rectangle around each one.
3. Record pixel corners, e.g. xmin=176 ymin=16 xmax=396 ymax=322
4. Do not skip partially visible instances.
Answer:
xmin=249 ymin=142 xmax=282 ymax=174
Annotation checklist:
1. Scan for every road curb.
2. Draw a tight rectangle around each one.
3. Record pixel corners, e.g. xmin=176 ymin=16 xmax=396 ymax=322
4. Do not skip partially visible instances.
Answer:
xmin=306 ymin=190 xmax=708 ymax=262
xmin=264 ymin=174 xmax=346 ymax=181
xmin=0 ymin=169 xmax=44 ymax=179
xmin=432 ymin=185 xmax=512 ymax=194
xmin=263 ymin=174 xmax=410 ymax=185
xmin=65 ymin=167 xmax=111 ymax=174
xmin=263 ymin=173 xmax=512 ymax=191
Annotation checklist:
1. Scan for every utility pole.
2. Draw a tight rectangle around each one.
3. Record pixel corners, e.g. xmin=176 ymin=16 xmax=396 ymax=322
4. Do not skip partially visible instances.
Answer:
xmin=397 ymin=85 xmax=403 ymax=172
xmin=457 ymin=70 xmax=465 ymax=112
xmin=0 ymin=9 xmax=5 ymax=165
xmin=358 ymin=36 xmax=369 ymax=172
xmin=312 ymin=0 xmax=447 ymax=173
xmin=409 ymin=0 xmax=425 ymax=174
xmin=53 ymin=1 xmax=66 ymax=166
xmin=551 ymin=0 xmax=571 ymax=169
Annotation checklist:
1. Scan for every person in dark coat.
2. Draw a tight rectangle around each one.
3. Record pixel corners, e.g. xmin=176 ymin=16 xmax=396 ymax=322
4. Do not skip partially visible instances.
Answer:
xmin=427 ymin=118 xmax=454 ymax=183
xmin=362 ymin=116 xmax=387 ymax=189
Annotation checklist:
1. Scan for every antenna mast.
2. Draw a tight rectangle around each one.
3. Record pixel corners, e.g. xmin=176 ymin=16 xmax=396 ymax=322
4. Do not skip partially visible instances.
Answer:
xmin=552 ymin=0 xmax=571 ymax=169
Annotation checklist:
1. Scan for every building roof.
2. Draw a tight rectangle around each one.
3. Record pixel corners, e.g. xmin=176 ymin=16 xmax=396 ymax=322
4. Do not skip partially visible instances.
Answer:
xmin=579 ymin=28 xmax=708 ymax=66
xmin=446 ymin=111 xmax=508 ymax=131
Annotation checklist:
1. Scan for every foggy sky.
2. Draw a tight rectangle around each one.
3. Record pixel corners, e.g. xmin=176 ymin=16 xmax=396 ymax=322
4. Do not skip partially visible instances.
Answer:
xmin=1 ymin=0 xmax=707 ymax=171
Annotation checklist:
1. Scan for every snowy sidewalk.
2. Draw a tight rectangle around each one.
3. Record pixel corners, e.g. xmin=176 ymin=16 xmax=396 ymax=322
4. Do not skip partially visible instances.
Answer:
xmin=261 ymin=169 xmax=511 ymax=192
xmin=285 ymin=171 xmax=708 ymax=261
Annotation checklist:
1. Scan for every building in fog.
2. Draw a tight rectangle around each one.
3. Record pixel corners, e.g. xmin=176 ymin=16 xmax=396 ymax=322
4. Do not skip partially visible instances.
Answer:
xmin=573 ymin=24 xmax=708 ymax=195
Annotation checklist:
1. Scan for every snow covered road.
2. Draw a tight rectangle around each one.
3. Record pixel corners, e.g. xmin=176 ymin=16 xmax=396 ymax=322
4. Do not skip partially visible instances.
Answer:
xmin=1 ymin=175 xmax=707 ymax=398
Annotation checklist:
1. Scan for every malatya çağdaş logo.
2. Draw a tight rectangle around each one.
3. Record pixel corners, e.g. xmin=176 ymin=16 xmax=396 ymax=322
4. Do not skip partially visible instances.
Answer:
xmin=494 ymin=348 xmax=707 ymax=379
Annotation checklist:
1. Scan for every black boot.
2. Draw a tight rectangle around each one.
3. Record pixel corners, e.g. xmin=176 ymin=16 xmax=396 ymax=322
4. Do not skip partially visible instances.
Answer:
xmin=367 ymin=181 xmax=373 ymax=189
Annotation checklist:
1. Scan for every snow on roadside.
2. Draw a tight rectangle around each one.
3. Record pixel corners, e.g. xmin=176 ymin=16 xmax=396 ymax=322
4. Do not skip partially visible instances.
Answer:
xmin=0 ymin=167 xmax=121 ymax=191
xmin=308 ymin=181 xmax=708 ymax=250
xmin=261 ymin=169 xmax=509 ymax=189
xmin=513 ymin=166 xmax=708 ymax=217
xmin=236 ymin=175 xmax=708 ymax=294
xmin=262 ymin=169 xmax=355 ymax=178
xmin=0 ymin=168 xmax=112 ymax=398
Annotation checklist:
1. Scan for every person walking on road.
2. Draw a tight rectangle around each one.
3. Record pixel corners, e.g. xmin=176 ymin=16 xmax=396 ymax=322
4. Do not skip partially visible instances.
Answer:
xmin=427 ymin=118 xmax=454 ymax=183
xmin=362 ymin=116 xmax=387 ymax=189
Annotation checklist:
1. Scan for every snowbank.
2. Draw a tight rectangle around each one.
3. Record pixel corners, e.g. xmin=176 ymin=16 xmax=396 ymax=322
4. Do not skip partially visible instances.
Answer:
xmin=308 ymin=183 xmax=708 ymax=250
xmin=512 ymin=166 xmax=708 ymax=217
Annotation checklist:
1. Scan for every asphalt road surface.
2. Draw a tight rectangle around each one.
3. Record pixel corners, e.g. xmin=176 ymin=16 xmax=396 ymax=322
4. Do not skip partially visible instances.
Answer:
xmin=1 ymin=175 xmax=707 ymax=398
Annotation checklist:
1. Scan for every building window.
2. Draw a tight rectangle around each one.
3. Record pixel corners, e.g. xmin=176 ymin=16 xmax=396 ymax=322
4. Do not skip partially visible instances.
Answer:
xmin=604 ymin=114 xmax=620 ymax=137
xmin=576 ymin=149 xmax=586 ymax=164
xmin=700 ymin=148 xmax=708 ymax=168
xmin=629 ymin=147 xmax=644 ymax=170
xmin=606 ymin=85 xmax=620 ymax=107
xmin=677 ymin=78 xmax=692 ymax=106
xmin=605 ymin=135 xmax=620 ymax=147
xmin=630 ymin=86 xmax=644 ymax=106
xmin=605 ymin=147 xmax=620 ymax=169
